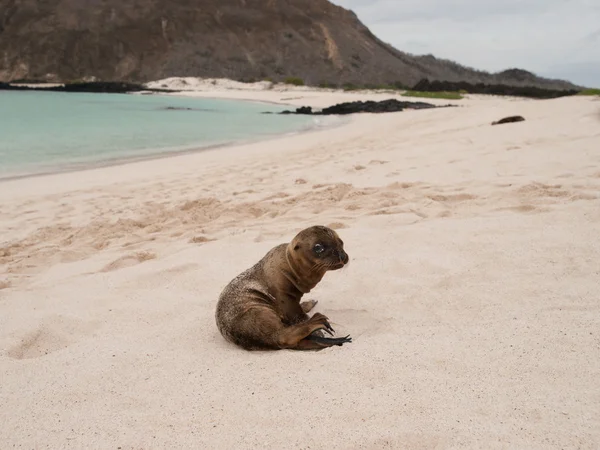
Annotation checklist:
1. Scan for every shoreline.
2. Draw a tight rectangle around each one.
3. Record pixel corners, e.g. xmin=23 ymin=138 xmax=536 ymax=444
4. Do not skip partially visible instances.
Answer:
xmin=0 ymin=98 xmax=374 ymax=198
xmin=0 ymin=81 xmax=462 ymax=184
xmin=0 ymin=91 xmax=350 ymax=183
xmin=0 ymin=113 xmax=348 ymax=184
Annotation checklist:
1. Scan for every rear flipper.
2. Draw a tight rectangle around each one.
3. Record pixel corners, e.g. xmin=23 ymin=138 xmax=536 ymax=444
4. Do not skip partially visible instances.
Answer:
xmin=306 ymin=333 xmax=352 ymax=346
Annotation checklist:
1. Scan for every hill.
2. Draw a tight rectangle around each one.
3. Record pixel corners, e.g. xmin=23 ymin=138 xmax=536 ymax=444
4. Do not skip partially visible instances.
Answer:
xmin=0 ymin=0 xmax=581 ymax=90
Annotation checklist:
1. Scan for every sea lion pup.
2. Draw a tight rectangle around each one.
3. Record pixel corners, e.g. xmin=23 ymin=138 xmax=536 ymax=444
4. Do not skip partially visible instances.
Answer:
xmin=215 ymin=225 xmax=352 ymax=351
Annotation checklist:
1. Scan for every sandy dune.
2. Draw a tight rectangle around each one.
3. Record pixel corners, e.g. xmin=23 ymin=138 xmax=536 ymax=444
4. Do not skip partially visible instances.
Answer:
xmin=1 ymin=86 xmax=599 ymax=449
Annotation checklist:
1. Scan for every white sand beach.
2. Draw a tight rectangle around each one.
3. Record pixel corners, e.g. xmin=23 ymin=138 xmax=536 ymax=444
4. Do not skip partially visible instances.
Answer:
xmin=1 ymin=83 xmax=599 ymax=449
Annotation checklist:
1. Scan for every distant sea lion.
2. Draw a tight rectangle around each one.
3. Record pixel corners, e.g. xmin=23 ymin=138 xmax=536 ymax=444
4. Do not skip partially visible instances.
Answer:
xmin=215 ymin=226 xmax=352 ymax=351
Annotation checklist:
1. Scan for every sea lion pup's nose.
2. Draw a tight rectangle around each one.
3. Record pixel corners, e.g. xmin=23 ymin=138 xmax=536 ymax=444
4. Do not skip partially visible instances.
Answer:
xmin=339 ymin=250 xmax=349 ymax=264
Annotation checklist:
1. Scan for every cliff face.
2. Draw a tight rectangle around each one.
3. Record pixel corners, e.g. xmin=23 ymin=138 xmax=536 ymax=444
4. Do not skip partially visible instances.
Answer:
xmin=0 ymin=0 xmax=579 ymax=90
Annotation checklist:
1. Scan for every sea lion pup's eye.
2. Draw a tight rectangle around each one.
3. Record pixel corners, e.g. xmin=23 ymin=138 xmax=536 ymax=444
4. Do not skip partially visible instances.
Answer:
xmin=313 ymin=243 xmax=325 ymax=254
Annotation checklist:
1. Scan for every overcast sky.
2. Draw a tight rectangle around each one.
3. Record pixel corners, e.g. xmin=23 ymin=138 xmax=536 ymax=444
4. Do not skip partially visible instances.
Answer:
xmin=329 ymin=0 xmax=600 ymax=87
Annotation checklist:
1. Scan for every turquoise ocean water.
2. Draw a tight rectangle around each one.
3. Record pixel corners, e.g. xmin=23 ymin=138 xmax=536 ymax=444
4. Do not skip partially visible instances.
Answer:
xmin=0 ymin=91 xmax=315 ymax=179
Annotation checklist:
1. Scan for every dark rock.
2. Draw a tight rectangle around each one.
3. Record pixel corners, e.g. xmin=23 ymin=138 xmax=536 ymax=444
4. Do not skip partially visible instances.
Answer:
xmin=492 ymin=116 xmax=526 ymax=125
xmin=295 ymin=106 xmax=313 ymax=115
xmin=0 ymin=0 xmax=582 ymax=91
xmin=413 ymin=79 xmax=579 ymax=99
xmin=320 ymin=99 xmax=437 ymax=115
xmin=58 ymin=82 xmax=148 ymax=93
xmin=0 ymin=81 xmax=170 ymax=94
xmin=278 ymin=99 xmax=449 ymax=116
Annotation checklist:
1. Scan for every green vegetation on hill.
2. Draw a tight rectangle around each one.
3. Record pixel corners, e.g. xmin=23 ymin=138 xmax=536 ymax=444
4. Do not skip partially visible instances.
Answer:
xmin=402 ymin=90 xmax=464 ymax=100
xmin=577 ymin=89 xmax=600 ymax=96
xmin=284 ymin=77 xmax=304 ymax=86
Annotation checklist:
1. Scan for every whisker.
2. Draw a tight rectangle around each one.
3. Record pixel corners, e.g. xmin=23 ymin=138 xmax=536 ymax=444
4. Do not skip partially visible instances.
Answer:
xmin=312 ymin=262 xmax=327 ymax=273
xmin=310 ymin=258 xmax=344 ymax=274
xmin=309 ymin=261 xmax=322 ymax=271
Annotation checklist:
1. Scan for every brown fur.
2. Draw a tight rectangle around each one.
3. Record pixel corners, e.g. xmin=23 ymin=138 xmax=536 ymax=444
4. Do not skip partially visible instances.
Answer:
xmin=215 ymin=225 xmax=351 ymax=351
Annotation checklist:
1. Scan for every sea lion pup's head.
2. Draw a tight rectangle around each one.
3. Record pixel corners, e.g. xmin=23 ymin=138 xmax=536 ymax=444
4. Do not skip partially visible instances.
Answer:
xmin=289 ymin=225 xmax=349 ymax=272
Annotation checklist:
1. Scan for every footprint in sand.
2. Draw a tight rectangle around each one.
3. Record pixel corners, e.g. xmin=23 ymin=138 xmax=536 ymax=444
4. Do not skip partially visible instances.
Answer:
xmin=496 ymin=205 xmax=540 ymax=214
xmin=516 ymin=182 xmax=572 ymax=200
xmin=189 ymin=235 xmax=215 ymax=244
xmin=59 ymin=250 xmax=90 ymax=264
xmin=7 ymin=315 xmax=97 ymax=360
xmin=345 ymin=204 xmax=362 ymax=211
xmin=263 ymin=192 xmax=291 ymax=201
xmin=428 ymin=193 xmax=477 ymax=202
xmin=121 ymin=262 xmax=200 ymax=289
xmin=233 ymin=189 xmax=257 ymax=195
xmin=570 ymin=193 xmax=598 ymax=201
xmin=326 ymin=222 xmax=347 ymax=230
xmin=324 ymin=308 xmax=397 ymax=339
xmin=387 ymin=181 xmax=417 ymax=190
xmin=100 ymin=251 xmax=157 ymax=272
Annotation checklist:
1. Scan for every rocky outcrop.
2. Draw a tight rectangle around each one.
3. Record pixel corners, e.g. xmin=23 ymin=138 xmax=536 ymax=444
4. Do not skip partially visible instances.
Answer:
xmin=0 ymin=0 xmax=582 ymax=91
xmin=492 ymin=116 xmax=526 ymax=125
xmin=0 ymin=81 xmax=151 ymax=93
xmin=413 ymin=79 xmax=579 ymax=99
xmin=279 ymin=99 xmax=451 ymax=115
